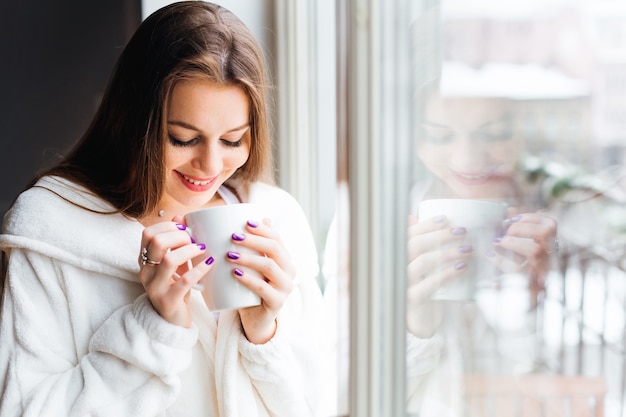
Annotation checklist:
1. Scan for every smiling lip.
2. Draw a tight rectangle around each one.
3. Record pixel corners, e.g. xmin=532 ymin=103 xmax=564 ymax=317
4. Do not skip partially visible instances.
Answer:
xmin=450 ymin=168 xmax=500 ymax=185
xmin=176 ymin=171 xmax=217 ymax=192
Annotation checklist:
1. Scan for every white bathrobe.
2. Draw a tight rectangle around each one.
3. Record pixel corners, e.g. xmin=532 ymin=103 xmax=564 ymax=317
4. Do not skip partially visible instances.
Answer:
xmin=0 ymin=176 xmax=326 ymax=417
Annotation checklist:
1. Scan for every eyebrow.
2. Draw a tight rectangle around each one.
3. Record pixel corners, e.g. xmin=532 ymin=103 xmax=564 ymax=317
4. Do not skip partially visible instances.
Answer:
xmin=422 ymin=121 xmax=451 ymax=128
xmin=167 ymin=120 xmax=250 ymax=133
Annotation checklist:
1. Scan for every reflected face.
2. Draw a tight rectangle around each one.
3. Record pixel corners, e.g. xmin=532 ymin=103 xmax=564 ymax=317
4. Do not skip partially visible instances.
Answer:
xmin=160 ymin=79 xmax=251 ymax=213
xmin=417 ymin=95 xmax=522 ymax=199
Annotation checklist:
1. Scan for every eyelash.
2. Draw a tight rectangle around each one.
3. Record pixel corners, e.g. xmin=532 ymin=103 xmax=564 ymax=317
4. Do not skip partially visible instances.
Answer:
xmin=168 ymin=136 xmax=195 ymax=147
xmin=222 ymin=139 xmax=243 ymax=148
xmin=168 ymin=136 xmax=243 ymax=148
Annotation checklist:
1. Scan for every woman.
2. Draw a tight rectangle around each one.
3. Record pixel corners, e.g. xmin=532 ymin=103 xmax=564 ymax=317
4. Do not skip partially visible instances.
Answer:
xmin=0 ymin=2 xmax=324 ymax=416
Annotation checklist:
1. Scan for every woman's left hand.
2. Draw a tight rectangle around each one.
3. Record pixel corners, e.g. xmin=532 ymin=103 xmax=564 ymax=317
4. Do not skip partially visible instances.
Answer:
xmin=227 ymin=218 xmax=296 ymax=344
xmin=491 ymin=210 xmax=558 ymax=289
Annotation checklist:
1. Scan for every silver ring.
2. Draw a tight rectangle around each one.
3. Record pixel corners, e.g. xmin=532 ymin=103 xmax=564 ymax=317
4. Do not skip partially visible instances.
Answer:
xmin=547 ymin=237 xmax=560 ymax=255
xmin=141 ymin=247 xmax=160 ymax=266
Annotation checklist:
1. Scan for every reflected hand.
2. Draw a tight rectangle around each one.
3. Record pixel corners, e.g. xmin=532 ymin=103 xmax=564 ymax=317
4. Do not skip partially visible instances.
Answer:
xmin=491 ymin=209 xmax=558 ymax=294
xmin=407 ymin=214 xmax=473 ymax=337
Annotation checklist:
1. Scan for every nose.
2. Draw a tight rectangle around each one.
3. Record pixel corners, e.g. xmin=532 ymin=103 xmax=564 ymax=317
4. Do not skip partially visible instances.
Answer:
xmin=192 ymin=142 xmax=223 ymax=174
xmin=450 ymin=132 xmax=488 ymax=170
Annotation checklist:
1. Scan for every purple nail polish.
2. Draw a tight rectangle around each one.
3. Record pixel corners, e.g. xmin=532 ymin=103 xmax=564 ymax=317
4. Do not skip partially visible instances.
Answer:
xmin=458 ymin=245 xmax=473 ymax=253
xmin=493 ymin=237 xmax=502 ymax=243
xmin=455 ymin=261 xmax=466 ymax=271
xmin=197 ymin=243 xmax=206 ymax=250
xmin=176 ymin=223 xmax=187 ymax=230
xmin=451 ymin=227 xmax=466 ymax=235
xmin=205 ymin=256 xmax=215 ymax=265
xmin=190 ymin=236 xmax=196 ymax=244
xmin=233 ymin=268 xmax=244 ymax=276
xmin=247 ymin=220 xmax=259 ymax=228
xmin=232 ymin=232 xmax=245 ymax=241
xmin=508 ymin=215 xmax=521 ymax=223
xmin=227 ymin=251 xmax=240 ymax=260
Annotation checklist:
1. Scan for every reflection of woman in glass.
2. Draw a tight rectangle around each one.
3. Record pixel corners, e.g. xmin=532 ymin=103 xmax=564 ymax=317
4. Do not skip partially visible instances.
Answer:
xmin=409 ymin=83 xmax=557 ymax=306
xmin=405 ymin=77 xmax=559 ymax=414
xmin=419 ymin=95 xmax=521 ymax=200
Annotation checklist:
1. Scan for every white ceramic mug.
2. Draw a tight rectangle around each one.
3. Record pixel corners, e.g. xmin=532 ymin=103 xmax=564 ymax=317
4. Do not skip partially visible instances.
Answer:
xmin=184 ymin=203 xmax=264 ymax=311
xmin=418 ymin=198 xmax=506 ymax=301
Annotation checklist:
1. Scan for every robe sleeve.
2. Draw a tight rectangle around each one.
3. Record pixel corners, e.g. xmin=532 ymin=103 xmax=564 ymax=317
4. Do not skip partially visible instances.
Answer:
xmin=0 ymin=248 xmax=197 ymax=417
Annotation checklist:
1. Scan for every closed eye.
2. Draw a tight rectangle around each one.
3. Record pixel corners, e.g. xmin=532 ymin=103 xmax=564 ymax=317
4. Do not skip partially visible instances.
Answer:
xmin=475 ymin=119 xmax=513 ymax=142
xmin=221 ymin=138 xmax=243 ymax=148
xmin=421 ymin=123 xmax=455 ymax=144
xmin=168 ymin=135 xmax=198 ymax=147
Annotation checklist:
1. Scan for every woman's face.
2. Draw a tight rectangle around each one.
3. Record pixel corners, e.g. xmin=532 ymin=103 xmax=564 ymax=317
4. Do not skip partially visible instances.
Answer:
xmin=417 ymin=95 xmax=522 ymax=199
xmin=160 ymin=79 xmax=251 ymax=213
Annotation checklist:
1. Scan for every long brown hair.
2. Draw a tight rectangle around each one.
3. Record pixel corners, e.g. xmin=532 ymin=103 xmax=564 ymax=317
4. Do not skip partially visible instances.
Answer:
xmin=32 ymin=1 xmax=273 ymax=218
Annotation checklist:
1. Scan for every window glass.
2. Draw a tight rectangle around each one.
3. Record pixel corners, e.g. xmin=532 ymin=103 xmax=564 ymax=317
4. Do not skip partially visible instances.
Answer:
xmin=407 ymin=1 xmax=625 ymax=416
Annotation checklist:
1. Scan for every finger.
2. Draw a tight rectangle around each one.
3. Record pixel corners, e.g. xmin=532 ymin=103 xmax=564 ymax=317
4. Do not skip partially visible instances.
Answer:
xmin=231 ymin=264 xmax=286 ymax=311
xmin=244 ymin=217 xmax=281 ymax=242
xmin=160 ymin=243 xmax=208 ymax=274
xmin=408 ymin=226 xmax=470 ymax=260
xmin=232 ymin=263 xmax=273 ymax=292
xmin=140 ymin=222 xmax=194 ymax=262
xmin=141 ymin=221 xmax=190 ymax=247
xmin=149 ymin=255 xmax=215 ymax=327
xmin=408 ymin=214 xmax=450 ymax=256
xmin=505 ymin=220 xmax=554 ymax=243
xmin=483 ymin=249 xmax=529 ymax=274
xmin=231 ymin=225 xmax=295 ymax=276
xmin=144 ymin=243 xmax=207 ymax=297
xmin=408 ymin=262 xmax=468 ymax=305
xmin=412 ymin=213 xmax=449 ymax=234
xmin=227 ymin=252 xmax=294 ymax=299
xmin=170 ymin=214 xmax=184 ymax=223
xmin=501 ymin=214 xmax=557 ymax=256
xmin=503 ymin=213 xmax=556 ymax=239
xmin=495 ymin=235 xmax=541 ymax=259
xmin=408 ymin=243 xmax=473 ymax=285
xmin=167 ymin=255 xmax=215 ymax=299
xmin=226 ymin=248 xmax=293 ymax=292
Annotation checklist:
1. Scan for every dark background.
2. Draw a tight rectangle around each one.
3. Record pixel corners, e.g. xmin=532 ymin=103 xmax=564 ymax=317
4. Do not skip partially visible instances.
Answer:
xmin=0 ymin=0 xmax=141 ymax=217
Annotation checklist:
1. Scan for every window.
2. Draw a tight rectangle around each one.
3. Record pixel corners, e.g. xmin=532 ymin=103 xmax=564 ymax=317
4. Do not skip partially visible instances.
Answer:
xmin=325 ymin=0 xmax=626 ymax=416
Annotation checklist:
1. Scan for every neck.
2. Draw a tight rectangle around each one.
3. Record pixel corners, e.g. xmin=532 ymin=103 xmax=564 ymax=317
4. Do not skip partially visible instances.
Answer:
xmin=139 ymin=193 xmax=227 ymax=227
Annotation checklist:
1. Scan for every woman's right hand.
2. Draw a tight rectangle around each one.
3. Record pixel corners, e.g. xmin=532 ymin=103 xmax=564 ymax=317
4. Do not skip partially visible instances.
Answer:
xmin=406 ymin=214 xmax=473 ymax=337
xmin=138 ymin=215 xmax=214 ymax=328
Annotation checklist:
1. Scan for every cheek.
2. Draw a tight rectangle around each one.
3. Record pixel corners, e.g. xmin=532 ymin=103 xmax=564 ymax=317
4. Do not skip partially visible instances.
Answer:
xmin=226 ymin=146 xmax=251 ymax=170
xmin=163 ymin=148 xmax=177 ymax=171
xmin=487 ymin=141 xmax=521 ymax=164
xmin=163 ymin=146 xmax=189 ymax=171
xmin=417 ymin=145 xmax=450 ymax=167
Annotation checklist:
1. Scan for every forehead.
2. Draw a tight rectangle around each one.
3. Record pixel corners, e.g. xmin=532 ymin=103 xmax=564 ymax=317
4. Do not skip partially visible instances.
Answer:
xmin=424 ymin=95 xmax=513 ymax=128
xmin=167 ymin=79 xmax=250 ymax=131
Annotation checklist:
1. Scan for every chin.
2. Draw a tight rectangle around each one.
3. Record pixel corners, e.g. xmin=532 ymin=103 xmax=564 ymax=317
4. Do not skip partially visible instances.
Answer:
xmin=452 ymin=185 xmax=504 ymax=200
